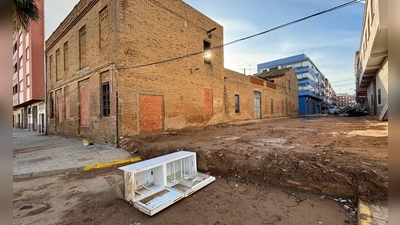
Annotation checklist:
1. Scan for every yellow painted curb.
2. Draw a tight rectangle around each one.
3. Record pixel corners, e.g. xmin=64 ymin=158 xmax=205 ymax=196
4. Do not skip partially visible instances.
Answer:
xmin=83 ymin=157 xmax=141 ymax=171
xmin=358 ymin=200 xmax=372 ymax=225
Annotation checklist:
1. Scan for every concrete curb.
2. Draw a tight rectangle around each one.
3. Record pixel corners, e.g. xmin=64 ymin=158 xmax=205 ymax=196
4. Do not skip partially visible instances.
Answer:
xmin=358 ymin=199 xmax=388 ymax=225
xmin=83 ymin=157 xmax=141 ymax=171
xmin=13 ymin=157 xmax=141 ymax=180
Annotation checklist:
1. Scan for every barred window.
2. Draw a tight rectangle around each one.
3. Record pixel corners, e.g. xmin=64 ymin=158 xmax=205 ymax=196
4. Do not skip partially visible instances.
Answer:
xmin=99 ymin=6 xmax=109 ymax=48
xmin=101 ymin=82 xmax=110 ymax=117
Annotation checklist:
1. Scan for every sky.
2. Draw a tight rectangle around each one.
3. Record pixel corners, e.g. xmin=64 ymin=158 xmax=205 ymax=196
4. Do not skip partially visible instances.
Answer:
xmin=44 ymin=0 xmax=365 ymax=95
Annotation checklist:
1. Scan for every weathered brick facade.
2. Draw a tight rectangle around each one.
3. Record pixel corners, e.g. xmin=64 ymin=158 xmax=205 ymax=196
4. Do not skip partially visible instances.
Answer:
xmin=45 ymin=0 xmax=298 ymax=146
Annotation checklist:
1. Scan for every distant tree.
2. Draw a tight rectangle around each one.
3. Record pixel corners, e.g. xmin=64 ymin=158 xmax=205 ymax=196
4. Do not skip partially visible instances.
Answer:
xmin=13 ymin=0 xmax=39 ymax=31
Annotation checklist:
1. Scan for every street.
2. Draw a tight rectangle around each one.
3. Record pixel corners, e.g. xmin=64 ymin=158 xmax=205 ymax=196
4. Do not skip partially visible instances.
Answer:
xmin=13 ymin=115 xmax=388 ymax=224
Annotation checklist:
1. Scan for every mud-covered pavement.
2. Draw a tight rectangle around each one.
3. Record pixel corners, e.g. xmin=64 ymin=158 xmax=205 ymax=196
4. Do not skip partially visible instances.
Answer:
xmin=13 ymin=115 xmax=388 ymax=224
xmin=124 ymin=115 xmax=388 ymax=200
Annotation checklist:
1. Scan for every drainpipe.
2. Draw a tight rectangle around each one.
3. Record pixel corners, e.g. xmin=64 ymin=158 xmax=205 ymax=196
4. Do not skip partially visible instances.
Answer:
xmin=44 ymin=51 xmax=47 ymax=135
xmin=116 ymin=89 xmax=119 ymax=148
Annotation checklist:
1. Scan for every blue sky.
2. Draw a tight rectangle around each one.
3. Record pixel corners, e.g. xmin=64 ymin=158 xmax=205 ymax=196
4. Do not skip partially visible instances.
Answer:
xmin=45 ymin=0 xmax=365 ymax=94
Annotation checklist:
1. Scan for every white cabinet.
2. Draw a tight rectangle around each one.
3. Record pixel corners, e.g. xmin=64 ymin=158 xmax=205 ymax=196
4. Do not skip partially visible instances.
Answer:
xmin=119 ymin=151 xmax=215 ymax=216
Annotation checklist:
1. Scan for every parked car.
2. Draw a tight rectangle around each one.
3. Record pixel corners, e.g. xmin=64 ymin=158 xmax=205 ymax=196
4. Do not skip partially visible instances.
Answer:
xmin=321 ymin=106 xmax=329 ymax=114
xmin=328 ymin=105 xmax=339 ymax=115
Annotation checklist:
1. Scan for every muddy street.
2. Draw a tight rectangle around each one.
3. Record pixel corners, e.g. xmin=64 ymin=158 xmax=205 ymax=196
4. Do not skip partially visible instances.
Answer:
xmin=14 ymin=167 xmax=358 ymax=225
xmin=13 ymin=115 xmax=388 ymax=224
xmin=124 ymin=116 xmax=388 ymax=201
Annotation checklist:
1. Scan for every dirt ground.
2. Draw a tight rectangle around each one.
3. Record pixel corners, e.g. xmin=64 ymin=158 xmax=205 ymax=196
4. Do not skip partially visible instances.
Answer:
xmin=13 ymin=115 xmax=388 ymax=224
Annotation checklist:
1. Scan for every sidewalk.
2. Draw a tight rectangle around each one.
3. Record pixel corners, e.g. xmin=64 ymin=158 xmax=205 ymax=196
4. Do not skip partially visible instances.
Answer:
xmin=358 ymin=200 xmax=388 ymax=225
xmin=13 ymin=128 xmax=140 ymax=179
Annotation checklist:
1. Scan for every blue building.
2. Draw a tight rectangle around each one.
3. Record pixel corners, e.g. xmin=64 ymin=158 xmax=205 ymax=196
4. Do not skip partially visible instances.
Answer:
xmin=257 ymin=54 xmax=325 ymax=115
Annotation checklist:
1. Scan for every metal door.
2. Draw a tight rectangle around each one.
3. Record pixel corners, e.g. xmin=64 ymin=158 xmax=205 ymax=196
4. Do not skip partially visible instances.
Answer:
xmin=254 ymin=91 xmax=261 ymax=119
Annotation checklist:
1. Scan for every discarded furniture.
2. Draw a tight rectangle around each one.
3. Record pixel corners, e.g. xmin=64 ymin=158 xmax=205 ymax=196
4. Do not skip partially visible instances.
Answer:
xmin=118 ymin=151 xmax=215 ymax=216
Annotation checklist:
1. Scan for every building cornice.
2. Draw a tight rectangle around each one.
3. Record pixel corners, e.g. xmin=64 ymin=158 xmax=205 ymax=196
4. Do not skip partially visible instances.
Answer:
xmin=46 ymin=0 xmax=100 ymax=52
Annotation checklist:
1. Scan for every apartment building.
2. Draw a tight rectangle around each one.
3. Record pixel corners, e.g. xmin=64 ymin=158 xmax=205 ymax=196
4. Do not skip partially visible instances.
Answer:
xmin=355 ymin=0 xmax=388 ymax=120
xmin=337 ymin=93 xmax=356 ymax=107
xmin=354 ymin=51 xmax=368 ymax=109
xmin=12 ymin=0 xmax=45 ymax=132
xmin=45 ymin=0 xmax=298 ymax=146
xmin=323 ymin=77 xmax=337 ymax=106
xmin=257 ymin=54 xmax=330 ymax=115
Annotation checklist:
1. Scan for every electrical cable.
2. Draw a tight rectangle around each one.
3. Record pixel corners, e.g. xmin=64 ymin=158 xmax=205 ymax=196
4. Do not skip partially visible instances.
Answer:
xmin=117 ymin=0 xmax=360 ymax=71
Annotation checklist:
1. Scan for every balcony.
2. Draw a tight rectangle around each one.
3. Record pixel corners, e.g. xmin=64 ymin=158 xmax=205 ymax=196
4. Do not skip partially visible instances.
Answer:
xmin=359 ymin=0 xmax=388 ymax=87
xmin=298 ymin=87 xmax=324 ymax=101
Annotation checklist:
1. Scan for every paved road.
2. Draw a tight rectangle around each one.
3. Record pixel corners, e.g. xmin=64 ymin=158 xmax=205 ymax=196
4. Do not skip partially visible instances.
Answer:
xmin=13 ymin=128 xmax=139 ymax=179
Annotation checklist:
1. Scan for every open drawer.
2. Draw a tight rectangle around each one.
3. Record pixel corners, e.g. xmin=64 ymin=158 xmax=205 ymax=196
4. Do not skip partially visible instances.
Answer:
xmin=119 ymin=151 xmax=215 ymax=216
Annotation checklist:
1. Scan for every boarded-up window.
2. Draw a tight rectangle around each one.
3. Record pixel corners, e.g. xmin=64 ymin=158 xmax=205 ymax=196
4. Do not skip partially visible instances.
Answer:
xmin=57 ymin=90 xmax=63 ymax=122
xmin=234 ymin=94 xmax=240 ymax=113
xmin=50 ymin=92 xmax=54 ymax=118
xmin=79 ymin=25 xmax=87 ymax=69
xmin=250 ymin=77 xmax=263 ymax=86
xmin=204 ymin=89 xmax=213 ymax=115
xmin=63 ymin=41 xmax=68 ymax=70
xmin=56 ymin=49 xmax=60 ymax=81
xmin=99 ymin=6 xmax=109 ymax=48
xmin=65 ymin=86 xmax=70 ymax=119
xmin=139 ymin=94 xmax=164 ymax=134
xmin=271 ymin=98 xmax=274 ymax=114
xmin=101 ymin=82 xmax=110 ymax=117
xmin=79 ymin=79 xmax=90 ymax=126
xmin=49 ymin=55 xmax=53 ymax=78
xmin=266 ymin=82 xmax=277 ymax=89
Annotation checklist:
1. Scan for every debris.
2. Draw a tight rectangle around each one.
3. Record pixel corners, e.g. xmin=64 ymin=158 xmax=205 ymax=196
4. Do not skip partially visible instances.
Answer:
xmin=83 ymin=138 xmax=91 ymax=146
xmin=343 ymin=205 xmax=352 ymax=211
xmin=360 ymin=160 xmax=372 ymax=166
xmin=104 ymin=176 xmax=124 ymax=199
xmin=320 ymin=195 xmax=325 ymax=199
xmin=19 ymin=205 xmax=33 ymax=210
xmin=370 ymin=196 xmax=379 ymax=202
xmin=227 ymin=178 xmax=231 ymax=184
xmin=130 ymin=149 xmax=139 ymax=155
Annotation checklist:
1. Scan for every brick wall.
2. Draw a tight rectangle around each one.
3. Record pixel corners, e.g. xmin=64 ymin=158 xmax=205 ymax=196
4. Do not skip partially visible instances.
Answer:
xmin=45 ymin=0 xmax=298 ymax=146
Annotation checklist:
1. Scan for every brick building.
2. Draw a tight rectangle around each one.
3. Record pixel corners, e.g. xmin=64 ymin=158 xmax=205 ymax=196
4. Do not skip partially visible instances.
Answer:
xmin=13 ymin=0 xmax=45 ymax=132
xmin=45 ymin=0 xmax=298 ymax=146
